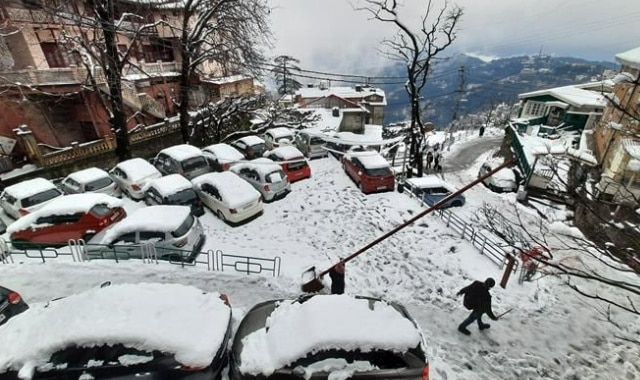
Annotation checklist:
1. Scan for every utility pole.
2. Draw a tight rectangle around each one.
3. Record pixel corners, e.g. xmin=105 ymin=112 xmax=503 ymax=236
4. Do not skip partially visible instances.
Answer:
xmin=448 ymin=65 xmax=466 ymax=151
xmin=282 ymin=59 xmax=288 ymax=95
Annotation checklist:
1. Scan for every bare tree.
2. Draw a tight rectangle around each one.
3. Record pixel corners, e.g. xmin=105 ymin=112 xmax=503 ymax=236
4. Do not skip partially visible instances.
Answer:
xmin=271 ymin=55 xmax=302 ymax=96
xmin=173 ymin=0 xmax=272 ymax=144
xmin=355 ymin=0 xmax=463 ymax=177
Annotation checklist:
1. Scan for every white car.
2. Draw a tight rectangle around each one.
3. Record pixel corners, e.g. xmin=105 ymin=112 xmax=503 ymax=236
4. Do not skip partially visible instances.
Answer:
xmin=109 ymin=158 xmax=162 ymax=200
xmin=192 ymin=172 xmax=263 ymax=225
xmin=60 ymin=167 xmax=121 ymax=198
xmin=202 ymin=143 xmax=245 ymax=172
xmin=151 ymin=144 xmax=211 ymax=180
xmin=263 ymin=127 xmax=296 ymax=150
xmin=0 ymin=178 xmax=64 ymax=219
xmin=478 ymin=158 xmax=518 ymax=193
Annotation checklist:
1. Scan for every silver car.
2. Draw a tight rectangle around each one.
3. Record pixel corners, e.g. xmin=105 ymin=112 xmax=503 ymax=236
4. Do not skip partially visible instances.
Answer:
xmin=84 ymin=205 xmax=205 ymax=263
xmin=151 ymin=144 xmax=211 ymax=180
xmin=295 ymin=130 xmax=328 ymax=159
xmin=230 ymin=158 xmax=291 ymax=202
xmin=60 ymin=167 xmax=121 ymax=198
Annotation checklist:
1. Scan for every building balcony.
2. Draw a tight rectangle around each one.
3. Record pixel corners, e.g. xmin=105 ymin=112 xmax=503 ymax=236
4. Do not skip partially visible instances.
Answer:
xmin=0 ymin=66 xmax=107 ymax=88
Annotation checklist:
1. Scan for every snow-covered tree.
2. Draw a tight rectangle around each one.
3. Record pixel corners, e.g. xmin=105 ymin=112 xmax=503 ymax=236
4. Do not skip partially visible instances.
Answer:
xmin=271 ymin=55 xmax=302 ymax=96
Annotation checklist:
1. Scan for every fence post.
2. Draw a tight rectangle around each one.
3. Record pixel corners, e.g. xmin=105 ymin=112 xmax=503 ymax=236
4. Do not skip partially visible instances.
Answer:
xmin=480 ymin=235 xmax=487 ymax=255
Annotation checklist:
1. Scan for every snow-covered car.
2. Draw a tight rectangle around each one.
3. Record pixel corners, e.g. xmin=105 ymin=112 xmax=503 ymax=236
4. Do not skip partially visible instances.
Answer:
xmin=192 ymin=172 xmax=263 ymax=225
xmin=403 ymin=175 xmax=465 ymax=208
xmin=0 ymin=283 xmax=231 ymax=380
xmin=144 ymin=174 xmax=204 ymax=216
xmin=0 ymin=178 xmax=64 ymax=219
xmin=295 ymin=130 xmax=328 ymax=159
xmin=230 ymin=294 xmax=429 ymax=380
xmin=151 ymin=144 xmax=211 ymax=180
xmin=263 ymin=127 xmax=296 ymax=150
xmin=342 ymin=150 xmax=395 ymax=194
xmin=202 ymin=143 xmax=245 ymax=172
xmin=230 ymin=158 xmax=291 ymax=202
xmin=7 ymin=193 xmax=126 ymax=250
xmin=109 ymin=158 xmax=162 ymax=200
xmin=478 ymin=159 xmax=518 ymax=193
xmin=231 ymin=136 xmax=268 ymax=160
xmin=0 ymin=285 xmax=28 ymax=327
xmin=59 ymin=167 xmax=121 ymax=198
xmin=84 ymin=205 xmax=206 ymax=262
xmin=264 ymin=145 xmax=311 ymax=183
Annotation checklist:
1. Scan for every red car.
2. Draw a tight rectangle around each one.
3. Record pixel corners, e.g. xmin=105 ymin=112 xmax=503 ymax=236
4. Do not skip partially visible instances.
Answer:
xmin=342 ymin=150 xmax=395 ymax=194
xmin=264 ymin=146 xmax=311 ymax=183
xmin=7 ymin=193 xmax=126 ymax=250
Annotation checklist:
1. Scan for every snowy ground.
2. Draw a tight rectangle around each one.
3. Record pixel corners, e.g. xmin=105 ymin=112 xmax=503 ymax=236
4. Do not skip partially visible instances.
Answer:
xmin=1 ymin=129 xmax=639 ymax=380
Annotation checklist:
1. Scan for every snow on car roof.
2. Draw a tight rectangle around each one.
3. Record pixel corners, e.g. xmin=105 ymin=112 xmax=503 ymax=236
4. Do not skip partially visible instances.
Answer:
xmin=238 ymin=295 xmax=422 ymax=375
xmin=266 ymin=127 xmax=295 ymax=138
xmin=0 ymin=283 xmax=231 ymax=375
xmin=159 ymin=144 xmax=203 ymax=161
xmin=268 ymin=146 xmax=305 ymax=160
xmin=405 ymin=175 xmax=448 ymax=189
xmin=116 ymin=158 xmax=160 ymax=181
xmin=102 ymin=205 xmax=191 ymax=243
xmin=232 ymin=158 xmax=283 ymax=176
xmin=193 ymin=172 xmax=260 ymax=208
xmin=236 ymin=135 xmax=266 ymax=145
xmin=7 ymin=193 xmax=123 ymax=234
xmin=66 ymin=167 xmax=110 ymax=184
xmin=3 ymin=178 xmax=57 ymax=199
xmin=148 ymin=174 xmax=192 ymax=197
xmin=202 ymin=143 xmax=244 ymax=163
xmin=347 ymin=151 xmax=390 ymax=169
xmin=483 ymin=159 xmax=516 ymax=181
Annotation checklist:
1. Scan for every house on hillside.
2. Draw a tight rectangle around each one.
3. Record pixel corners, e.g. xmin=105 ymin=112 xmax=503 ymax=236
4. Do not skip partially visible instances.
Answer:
xmin=294 ymin=84 xmax=386 ymax=134
xmin=0 ymin=0 xmax=255 ymax=172
xmin=592 ymin=46 xmax=640 ymax=205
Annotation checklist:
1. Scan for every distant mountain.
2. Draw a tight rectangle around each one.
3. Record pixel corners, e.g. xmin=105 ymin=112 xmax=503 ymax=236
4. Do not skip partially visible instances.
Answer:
xmin=376 ymin=54 xmax=619 ymax=128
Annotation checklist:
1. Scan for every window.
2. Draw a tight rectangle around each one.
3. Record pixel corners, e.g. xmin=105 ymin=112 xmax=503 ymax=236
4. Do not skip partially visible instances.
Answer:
xmin=139 ymin=231 xmax=165 ymax=243
xmin=85 ymin=177 xmax=113 ymax=191
xmin=171 ymin=214 xmax=194 ymax=238
xmin=112 ymin=232 xmax=136 ymax=245
xmin=1 ymin=193 xmax=17 ymax=205
xmin=166 ymin=189 xmax=197 ymax=205
xmin=525 ymin=102 xmax=547 ymax=117
xmin=36 ymin=212 xmax=83 ymax=225
xmin=64 ymin=178 xmax=81 ymax=189
xmin=40 ymin=42 xmax=68 ymax=68
xmin=22 ymin=189 xmax=61 ymax=208
xmin=89 ymin=204 xmax=111 ymax=217
xmin=181 ymin=157 xmax=207 ymax=172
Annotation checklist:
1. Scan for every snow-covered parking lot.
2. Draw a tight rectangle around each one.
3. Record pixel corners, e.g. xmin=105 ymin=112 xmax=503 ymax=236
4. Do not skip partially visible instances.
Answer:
xmin=1 ymin=135 xmax=639 ymax=379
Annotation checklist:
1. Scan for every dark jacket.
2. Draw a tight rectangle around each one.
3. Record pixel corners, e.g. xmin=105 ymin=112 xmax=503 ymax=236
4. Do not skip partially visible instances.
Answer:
xmin=329 ymin=263 xmax=345 ymax=295
xmin=458 ymin=281 xmax=498 ymax=320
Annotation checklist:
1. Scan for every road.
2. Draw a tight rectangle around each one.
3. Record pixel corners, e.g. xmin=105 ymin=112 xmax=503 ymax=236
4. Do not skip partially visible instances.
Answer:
xmin=442 ymin=135 xmax=503 ymax=172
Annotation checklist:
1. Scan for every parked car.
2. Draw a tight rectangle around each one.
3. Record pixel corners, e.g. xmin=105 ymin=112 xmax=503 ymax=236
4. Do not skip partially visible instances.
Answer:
xmin=264 ymin=146 xmax=311 ymax=183
xmin=231 ymin=158 xmax=291 ymax=202
xmin=202 ymin=143 xmax=245 ymax=172
xmin=60 ymin=167 xmax=121 ymax=197
xmin=0 ymin=178 xmax=64 ymax=219
xmin=151 ymin=144 xmax=211 ymax=180
xmin=0 ymin=218 xmax=6 ymax=235
xmin=7 ymin=193 xmax=126 ymax=250
xmin=230 ymin=294 xmax=429 ymax=380
xmin=323 ymin=134 xmax=349 ymax=159
xmin=0 ymin=285 xmax=28 ymax=327
xmin=192 ymin=172 xmax=263 ymax=225
xmin=403 ymin=175 xmax=465 ymax=208
xmin=144 ymin=174 xmax=204 ymax=216
xmin=109 ymin=158 xmax=162 ymax=200
xmin=85 ymin=205 xmax=205 ymax=262
xmin=342 ymin=150 xmax=395 ymax=194
xmin=231 ymin=136 xmax=268 ymax=160
xmin=295 ymin=130 xmax=328 ymax=159
xmin=0 ymin=283 xmax=231 ymax=380
xmin=478 ymin=158 xmax=518 ymax=193
xmin=263 ymin=127 xmax=296 ymax=150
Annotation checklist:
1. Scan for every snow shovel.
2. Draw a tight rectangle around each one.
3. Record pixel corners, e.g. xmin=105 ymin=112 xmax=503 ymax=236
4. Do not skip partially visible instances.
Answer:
xmin=301 ymin=159 xmax=515 ymax=293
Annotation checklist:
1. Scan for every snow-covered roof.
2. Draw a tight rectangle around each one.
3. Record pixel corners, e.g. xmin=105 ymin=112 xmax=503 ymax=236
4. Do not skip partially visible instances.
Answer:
xmin=304 ymin=108 xmax=343 ymax=132
xmin=148 ymin=174 xmax=193 ymax=197
xmin=518 ymin=84 xmax=607 ymax=108
xmin=267 ymin=146 xmax=305 ymax=160
xmin=192 ymin=172 xmax=260 ymax=208
xmin=202 ymin=143 xmax=244 ymax=163
xmin=3 ymin=178 xmax=58 ymax=199
xmin=236 ymin=135 xmax=266 ymax=146
xmin=202 ymin=74 xmax=252 ymax=85
xmin=232 ymin=158 xmax=283 ymax=177
xmin=7 ymin=193 xmax=123 ymax=234
xmin=615 ymin=46 xmax=640 ymax=70
xmin=66 ymin=167 xmax=111 ymax=184
xmin=325 ymin=131 xmax=384 ymax=146
xmin=159 ymin=144 xmax=203 ymax=161
xmin=296 ymin=86 xmax=386 ymax=105
xmin=346 ymin=151 xmax=390 ymax=169
xmin=102 ymin=205 xmax=192 ymax=243
xmin=0 ymin=283 xmax=231 ymax=375
xmin=237 ymin=295 xmax=422 ymax=375
xmin=115 ymin=158 xmax=160 ymax=181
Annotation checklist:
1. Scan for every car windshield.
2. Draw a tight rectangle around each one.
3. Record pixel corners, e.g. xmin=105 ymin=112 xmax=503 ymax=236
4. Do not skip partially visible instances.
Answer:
xmin=171 ymin=213 xmax=195 ymax=238
xmin=250 ymin=143 xmax=266 ymax=153
xmin=182 ymin=157 xmax=208 ymax=172
xmin=167 ymin=189 xmax=198 ymax=205
xmin=286 ymin=160 xmax=308 ymax=171
xmin=89 ymin=204 xmax=112 ymax=217
xmin=22 ymin=189 xmax=61 ymax=208
xmin=266 ymin=170 xmax=286 ymax=183
xmin=310 ymin=137 xmax=324 ymax=145
xmin=85 ymin=177 xmax=113 ymax=191
xmin=46 ymin=343 xmax=164 ymax=370
xmin=364 ymin=167 xmax=392 ymax=176
xmin=287 ymin=348 xmax=413 ymax=370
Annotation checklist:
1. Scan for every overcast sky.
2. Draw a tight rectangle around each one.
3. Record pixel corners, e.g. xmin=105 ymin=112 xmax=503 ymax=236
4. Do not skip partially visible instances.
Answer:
xmin=268 ymin=0 xmax=640 ymax=75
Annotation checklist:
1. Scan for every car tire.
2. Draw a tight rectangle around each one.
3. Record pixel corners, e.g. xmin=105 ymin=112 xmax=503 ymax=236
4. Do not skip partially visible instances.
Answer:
xmin=10 ymin=239 xmax=28 ymax=251
xmin=82 ymin=233 xmax=95 ymax=242
xmin=451 ymin=200 xmax=463 ymax=207
xmin=217 ymin=210 xmax=227 ymax=222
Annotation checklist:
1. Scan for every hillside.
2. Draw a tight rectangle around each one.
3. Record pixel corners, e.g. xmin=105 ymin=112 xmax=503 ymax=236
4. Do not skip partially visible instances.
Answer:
xmin=378 ymin=54 xmax=618 ymax=127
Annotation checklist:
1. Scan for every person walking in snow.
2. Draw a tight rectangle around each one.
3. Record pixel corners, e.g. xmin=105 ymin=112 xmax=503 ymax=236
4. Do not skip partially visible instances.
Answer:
xmin=426 ymin=151 xmax=434 ymax=171
xmin=456 ymin=277 xmax=498 ymax=335
xmin=434 ymin=153 xmax=442 ymax=173
xmin=329 ymin=261 xmax=345 ymax=294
